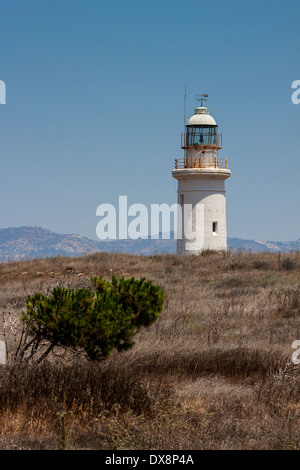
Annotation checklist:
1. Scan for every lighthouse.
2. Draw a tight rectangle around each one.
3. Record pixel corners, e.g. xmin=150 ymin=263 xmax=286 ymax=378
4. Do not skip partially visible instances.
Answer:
xmin=172 ymin=96 xmax=231 ymax=255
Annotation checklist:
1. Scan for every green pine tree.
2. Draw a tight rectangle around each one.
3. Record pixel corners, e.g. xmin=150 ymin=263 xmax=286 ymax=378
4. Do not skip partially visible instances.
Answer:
xmin=20 ymin=276 xmax=165 ymax=362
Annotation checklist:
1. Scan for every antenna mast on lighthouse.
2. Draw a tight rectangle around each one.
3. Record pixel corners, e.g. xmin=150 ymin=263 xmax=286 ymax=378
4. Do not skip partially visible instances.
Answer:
xmin=184 ymin=85 xmax=187 ymax=129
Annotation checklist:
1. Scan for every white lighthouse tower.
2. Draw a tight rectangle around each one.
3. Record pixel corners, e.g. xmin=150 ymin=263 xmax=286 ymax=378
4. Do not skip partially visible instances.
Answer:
xmin=172 ymin=95 xmax=231 ymax=255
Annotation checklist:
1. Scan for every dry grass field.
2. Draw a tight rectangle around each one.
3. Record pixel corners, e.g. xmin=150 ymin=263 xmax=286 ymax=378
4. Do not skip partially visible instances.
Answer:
xmin=0 ymin=249 xmax=299 ymax=450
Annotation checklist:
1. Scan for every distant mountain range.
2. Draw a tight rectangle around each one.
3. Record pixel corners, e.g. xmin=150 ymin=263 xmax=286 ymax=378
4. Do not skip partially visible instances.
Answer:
xmin=0 ymin=226 xmax=299 ymax=261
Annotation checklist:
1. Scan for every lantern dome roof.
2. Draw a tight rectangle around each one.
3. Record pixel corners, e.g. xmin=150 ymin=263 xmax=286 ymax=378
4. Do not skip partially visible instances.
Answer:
xmin=187 ymin=107 xmax=217 ymax=126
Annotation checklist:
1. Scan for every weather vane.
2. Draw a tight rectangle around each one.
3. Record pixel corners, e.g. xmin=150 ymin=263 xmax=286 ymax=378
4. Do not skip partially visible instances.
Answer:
xmin=196 ymin=93 xmax=209 ymax=106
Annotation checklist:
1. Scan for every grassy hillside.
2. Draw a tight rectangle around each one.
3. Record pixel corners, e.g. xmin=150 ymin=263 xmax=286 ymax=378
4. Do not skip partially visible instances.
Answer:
xmin=0 ymin=250 xmax=299 ymax=450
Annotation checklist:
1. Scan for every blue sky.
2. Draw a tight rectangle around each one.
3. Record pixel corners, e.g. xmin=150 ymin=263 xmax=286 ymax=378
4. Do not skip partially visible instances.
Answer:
xmin=0 ymin=0 xmax=299 ymax=241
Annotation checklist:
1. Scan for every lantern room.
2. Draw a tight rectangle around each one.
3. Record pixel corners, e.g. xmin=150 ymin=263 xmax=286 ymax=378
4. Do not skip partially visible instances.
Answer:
xmin=181 ymin=106 xmax=222 ymax=149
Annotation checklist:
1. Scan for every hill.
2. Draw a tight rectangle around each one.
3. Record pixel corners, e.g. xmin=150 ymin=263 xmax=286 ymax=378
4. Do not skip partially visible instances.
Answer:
xmin=0 ymin=226 xmax=299 ymax=261
xmin=0 ymin=226 xmax=100 ymax=261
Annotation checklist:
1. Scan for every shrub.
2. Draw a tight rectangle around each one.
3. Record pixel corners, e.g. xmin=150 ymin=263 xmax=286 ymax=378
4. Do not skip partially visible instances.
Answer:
xmin=20 ymin=276 xmax=165 ymax=362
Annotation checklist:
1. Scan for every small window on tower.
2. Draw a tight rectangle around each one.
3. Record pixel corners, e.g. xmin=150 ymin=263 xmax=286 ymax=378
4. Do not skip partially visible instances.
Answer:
xmin=212 ymin=222 xmax=218 ymax=235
